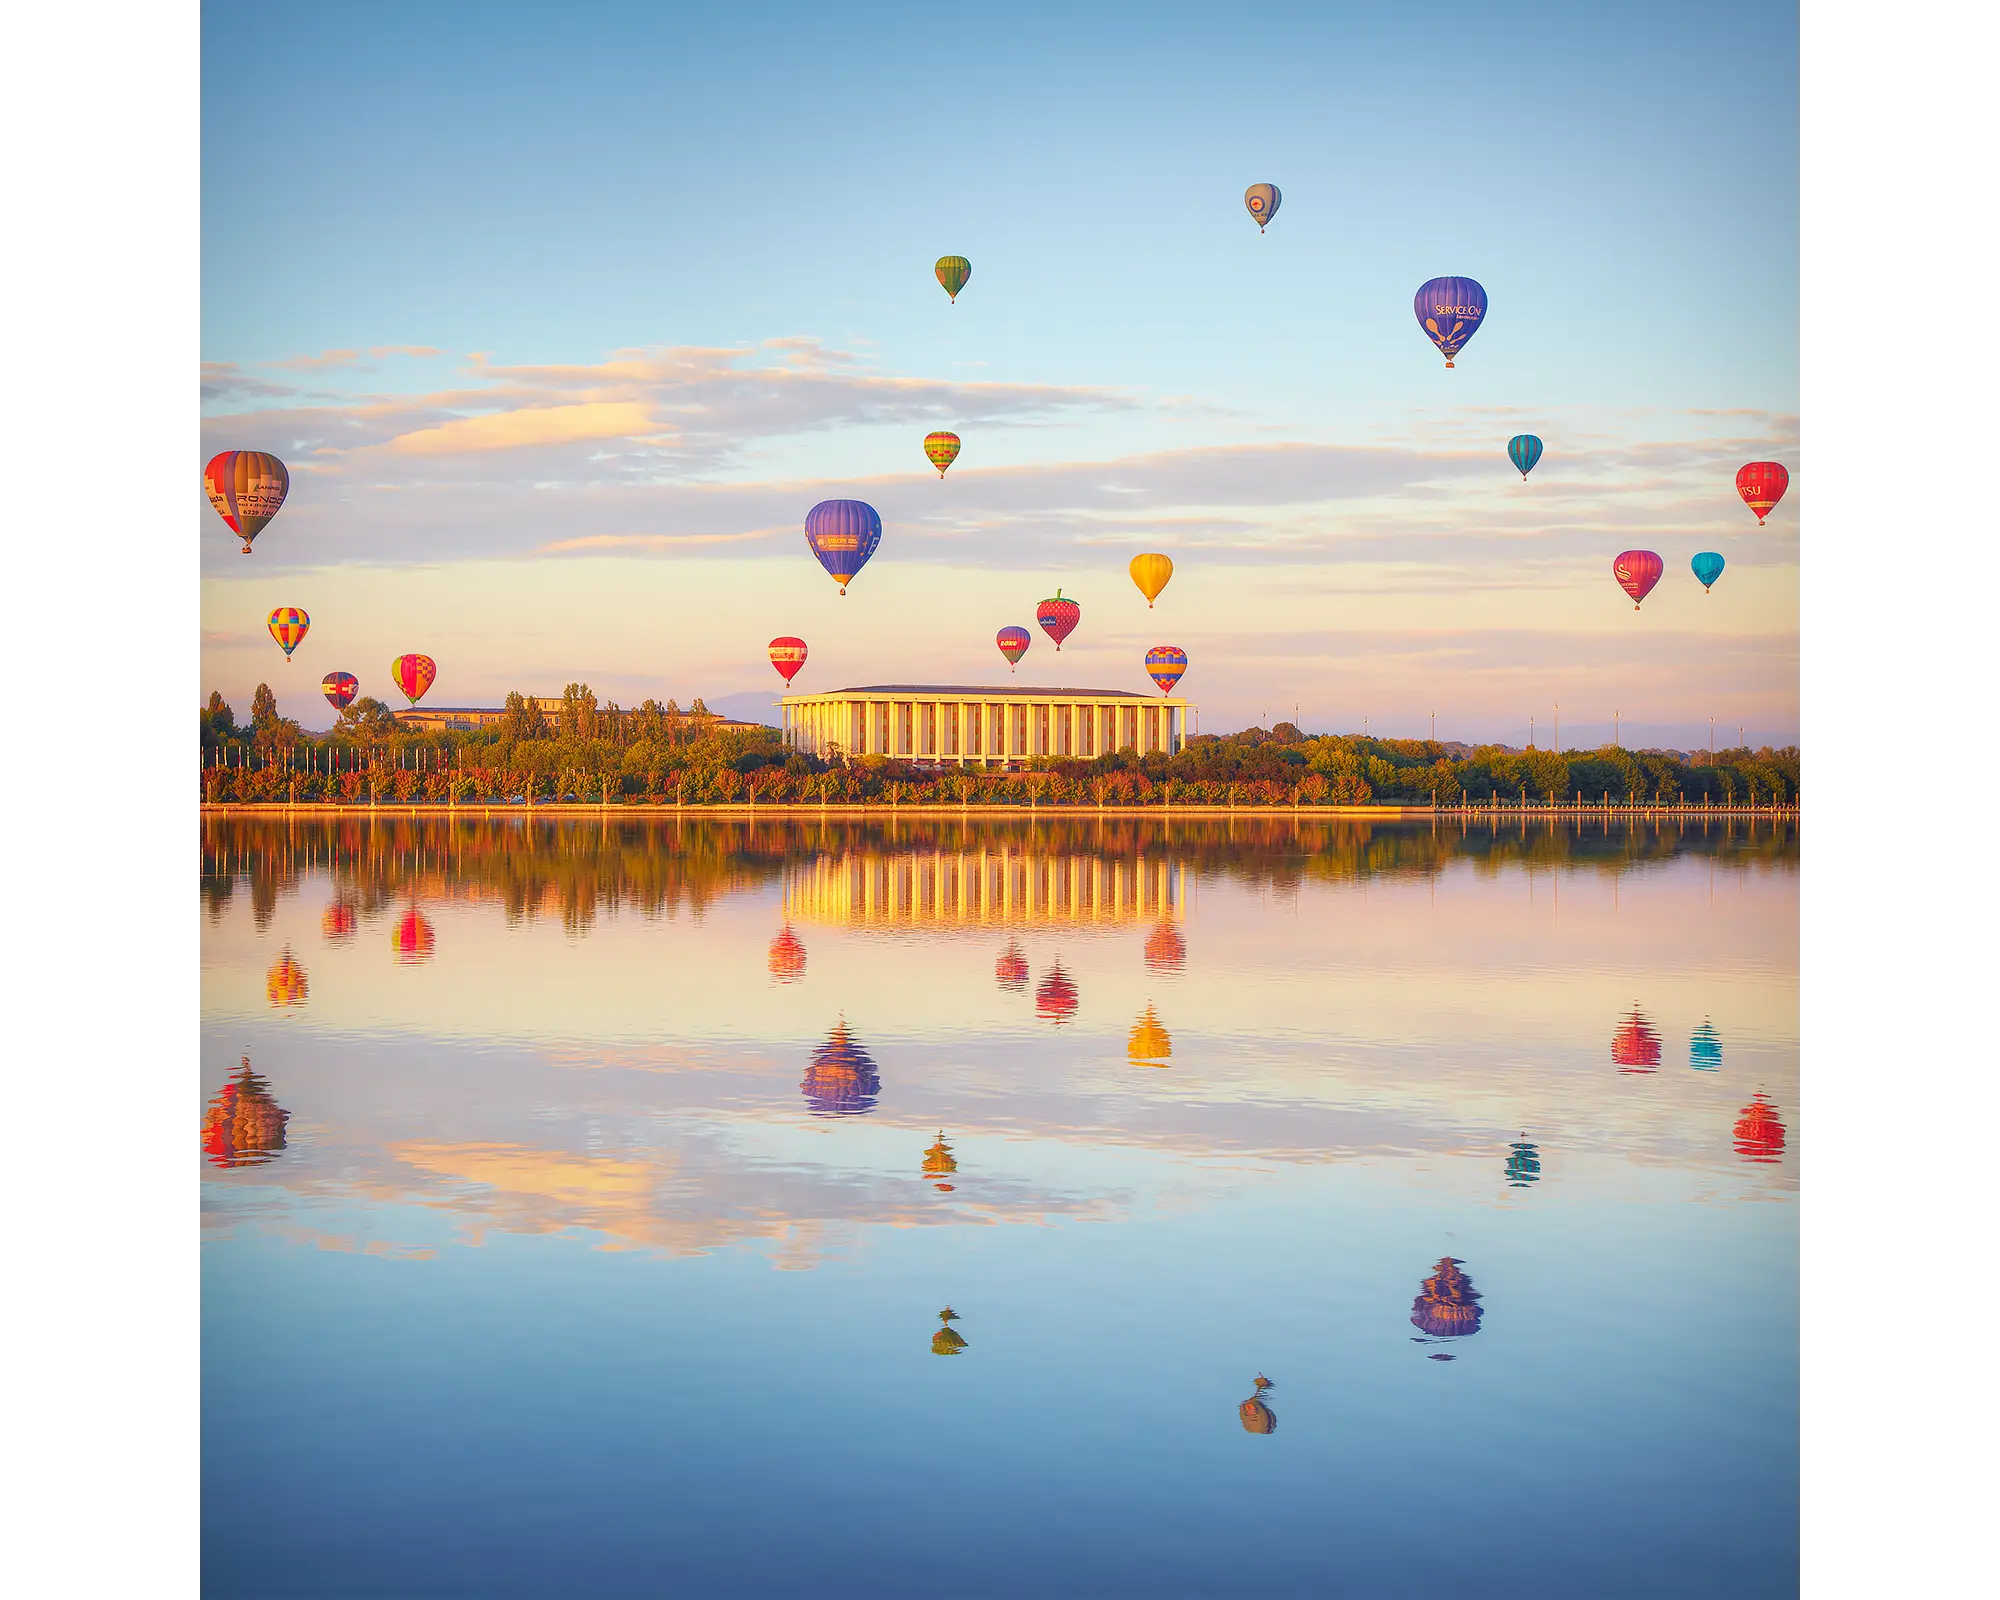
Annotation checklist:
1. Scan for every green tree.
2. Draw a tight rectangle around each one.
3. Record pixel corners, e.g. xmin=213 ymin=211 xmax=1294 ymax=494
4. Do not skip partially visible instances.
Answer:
xmin=250 ymin=683 xmax=279 ymax=731
xmin=206 ymin=691 xmax=236 ymax=733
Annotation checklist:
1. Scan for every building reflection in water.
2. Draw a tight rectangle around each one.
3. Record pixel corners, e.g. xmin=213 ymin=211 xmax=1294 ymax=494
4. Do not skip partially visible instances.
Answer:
xmin=1239 ymin=1375 xmax=1277 ymax=1434
xmin=1410 ymin=1258 xmax=1484 ymax=1342
xmin=202 ymin=1057 xmax=292 ymax=1168
xmin=994 ymin=943 xmax=1029 ymax=992
xmin=784 ymin=846 xmax=1185 ymax=931
xmin=1504 ymin=1135 xmax=1541 ymax=1187
xmin=1734 ymin=1092 xmax=1787 ymax=1163
xmin=767 ymin=926 xmax=807 ymax=984
xmin=265 ymin=948 xmax=308 ymax=1008
xmin=1612 ymin=1006 xmax=1662 ymax=1073
xmin=922 ymin=1131 xmax=958 ymax=1192
xmin=320 ymin=901 xmax=356 ymax=942
xmin=1690 ymin=1018 xmax=1723 ymax=1071
xmin=1144 ymin=920 xmax=1186 ymax=974
xmin=802 ymin=1020 xmax=882 ymax=1117
xmin=1127 ymin=1005 xmax=1172 ymax=1066
xmin=932 ymin=1307 xmax=967 ymax=1356
xmin=392 ymin=907 xmax=436 ymax=965
xmin=1035 ymin=963 xmax=1079 ymax=1026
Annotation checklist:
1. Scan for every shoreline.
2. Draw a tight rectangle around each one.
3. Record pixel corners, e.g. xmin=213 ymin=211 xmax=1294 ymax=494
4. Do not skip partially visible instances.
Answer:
xmin=198 ymin=801 xmax=1800 ymax=820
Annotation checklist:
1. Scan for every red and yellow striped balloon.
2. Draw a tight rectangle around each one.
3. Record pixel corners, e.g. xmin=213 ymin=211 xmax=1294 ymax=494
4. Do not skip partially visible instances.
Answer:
xmin=390 ymin=653 xmax=436 ymax=706
xmin=204 ymin=451 xmax=290 ymax=553
xmin=924 ymin=431 xmax=961 ymax=477
xmin=267 ymin=606 xmax=309 ymax=660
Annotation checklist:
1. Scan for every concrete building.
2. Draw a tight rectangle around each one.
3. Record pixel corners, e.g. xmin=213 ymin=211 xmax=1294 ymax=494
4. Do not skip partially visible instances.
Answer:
xmin=779 ymin=684 xmax=1188 ymax=768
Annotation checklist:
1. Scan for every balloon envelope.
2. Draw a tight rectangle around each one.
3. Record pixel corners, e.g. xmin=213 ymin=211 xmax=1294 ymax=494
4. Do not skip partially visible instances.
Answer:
xmin=1243 ymin=183 xmax=1281 ymax=231
xmin=1692 ymin=551 xmax=1726 ymax=591
xmin=1037 ymin=590 xmax=1080 ymax=650
xmin=1410 ymin=1257 xmax=1484 ymax=1338
xmin=390 ymin=653 xmax=436 ymax=706
xmin=321 ymin=671 xmax=358 ymax=711
xmin=267 ymin=606 xmax=309 ymax=659
xmin=1414 ymin=276 xmax=1488 ymax=367
xmin=769 ymin=636 xmax=808 ymax=685
xmin=1035 ymin=963 xmax=1078 ymax=1026
xmin=996 ymin=625 xmax=1031 ymax=670
xmin=1145 ymin=645 xmax=1187 ymax=695
xmin=924 ymin=431 xmax=961 ymax=476
xmin=1613 ymin=550 xmax=1665 ymax=609
xmin=935 ymin=255 xmax=971 ymax=302
xmin=392 ymin=908 xmax=435 ymax=964
xmin=1508 ymin=434 xmax=1544 ymax=478
xmin=1128 ymin=552 xmax=1173 ymax=608
xmin=204 ymin=450 xmax=289 ymax=552
xmin=803 ymin=1020 xmax=881 ymax=1116
xmin=804 ymin=500 xmax=882 ymax=594
xmin=1736 ymin=461 xmax=1789 ymax=524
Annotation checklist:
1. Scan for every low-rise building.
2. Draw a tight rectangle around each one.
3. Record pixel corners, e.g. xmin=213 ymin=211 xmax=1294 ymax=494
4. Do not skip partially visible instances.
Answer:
xmin=779 ymin=684 xmax=1188 ymax=768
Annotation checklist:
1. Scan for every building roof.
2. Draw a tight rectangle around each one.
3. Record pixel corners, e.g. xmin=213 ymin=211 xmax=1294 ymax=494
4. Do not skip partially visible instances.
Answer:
xmin=799 ymin=684 xmax=1163 ymax=699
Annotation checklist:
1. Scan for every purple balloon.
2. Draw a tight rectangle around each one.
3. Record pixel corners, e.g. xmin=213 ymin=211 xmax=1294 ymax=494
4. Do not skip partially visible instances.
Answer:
xmin=1414 ymin=276 xmax=1488 ymax=366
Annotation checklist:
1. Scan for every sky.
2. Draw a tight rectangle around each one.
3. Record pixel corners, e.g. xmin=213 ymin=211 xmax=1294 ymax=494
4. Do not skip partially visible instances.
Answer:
xmin=199 ymin=0 xmax=1799 ymax=746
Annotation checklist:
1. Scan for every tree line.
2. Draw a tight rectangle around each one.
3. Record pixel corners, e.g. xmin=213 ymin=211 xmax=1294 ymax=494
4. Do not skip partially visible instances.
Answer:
xmin=202 ymin=683 xmax=1800 ymax=808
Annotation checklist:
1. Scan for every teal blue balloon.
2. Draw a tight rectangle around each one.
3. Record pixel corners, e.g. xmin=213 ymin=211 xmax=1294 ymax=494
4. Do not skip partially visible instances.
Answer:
xmin=1507 ymin=434 xmax=1543 ymax=479
xmin=1692 ymin=552 xmax=1726 ymax=592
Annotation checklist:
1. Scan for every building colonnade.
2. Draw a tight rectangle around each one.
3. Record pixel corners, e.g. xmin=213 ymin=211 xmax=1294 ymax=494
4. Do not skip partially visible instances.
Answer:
xmin=779 ymin=687 xmax=1189 ymax=768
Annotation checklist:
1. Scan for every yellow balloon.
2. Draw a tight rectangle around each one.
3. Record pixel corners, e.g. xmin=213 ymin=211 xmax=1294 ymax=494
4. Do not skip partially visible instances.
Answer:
xmin=1128 ymin=552 xmax=1174 ymax=608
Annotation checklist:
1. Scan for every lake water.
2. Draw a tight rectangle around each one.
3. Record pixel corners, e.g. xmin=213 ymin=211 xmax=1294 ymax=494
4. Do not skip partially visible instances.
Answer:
xmin=201 ymin=814 xmax=1799 ymax=1598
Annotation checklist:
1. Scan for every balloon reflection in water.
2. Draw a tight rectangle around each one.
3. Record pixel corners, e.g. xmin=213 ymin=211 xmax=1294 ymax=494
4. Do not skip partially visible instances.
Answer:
xmin=768 ymin=926 xmax=807 ymax=983
xmin=1035 ymin=962 xmax=1079 ymax=1025
xmin=265 ymin=948 xmax=308 ymax=1007
xmin=1128 ymin=1005 xmax=1172 ymax=1066
xmin=1410 ymin=1258 xmax=1484 ymax=1340
xmin=1690 ymin=1019 xmax=1723 ymax=1071
xmin=1612 ymin=1006 xmax=1662 ymax=1072
xmin=932 ymin=1307 xmax=967 ymax=1355
xmin=202 ymin=1058 xmax=291 ymax=1168
xmin=1504 ymin=1136 xmax=1541 ymax=1187
xmin=392 ymin=908 xmax=435 ymax=964
xmin=1143 ymin=921 xmax=1186 ymax=974
xmin=320 ymin=901 xmax=356 ymax=942
xmin=995 ymin=943 xmax=1029 ymax=992
xmin=922 ymin=1131 xmax=959 ymax=1191
xmin=803 ymin=1020 xmax=882 ymax=1117
xmin=1734 ymin=1092 xmax=1787 ymax=1163
xmin=1239 ymin=1375 xmax=1277 ymax=1435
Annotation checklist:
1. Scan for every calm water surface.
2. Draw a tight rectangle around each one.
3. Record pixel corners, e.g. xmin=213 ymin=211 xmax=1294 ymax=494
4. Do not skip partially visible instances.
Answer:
xmin=202 ymin=816 xmax=1799 ymax=1598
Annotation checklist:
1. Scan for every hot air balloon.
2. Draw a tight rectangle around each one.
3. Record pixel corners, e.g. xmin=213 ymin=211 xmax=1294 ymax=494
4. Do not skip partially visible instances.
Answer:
xmin=1145 ymin=645 xmax=1187 ymax=695
xmin=995 ymin=944 xmax=1029 ymax=991
xmin=1504 ymin=1136 xmax=1541 ymax=1188
xmin=267 ymin=607 xmax=309 ymax=661
xmin=1037 ymin=590 xmax=1080 ymax=651
xmin=922 ymin=1131 xmax=959 ymax=1190
xmin=321 ymin=671 xmax=358 ymax=712
xmin=1414 ymin=277 xmax=1488 ymax=367
xmin=1692 ymin=552 xmax=1726 ymax=592
xmin=1239 ymin=1388 xmax=1278 ymax=1435
xmin=201 ymin=1058 xmax=290 ymax=1168
xmin=390 ymin=654 xmax=436 ymax=707
xmin=1736 ymin=462 xmax=1789 ymax=525
xmin=1690 ymin=1019 xmax=1723 ymax=1071
xmin=1734 ymin=1093 xmax=1787 ymax=1163
xmin=1508 ymin=434 xmax=1544 ymax=479
xmin=1243 ymin=183 xmax=1281 ymax=232
xmin=804 ymin=500 xmax=882 ymax=595
xmin=769 ymin=636 xmax=808 ymax=686
xmin=203 ymin=450 xmax=290 ymax=553
xmin=935 ymin=255 xmax=971 ymax=303
xmin=265 ymin=949 xmax=308 ymax=1008
xmin=768 ymin=926 xmax=807 ymax=983
xmin=1143 ymin=921 xmax=1186 ymax=973
xmin=932 ymin=1307 xmax=967 ymax=1355
xmin=1613 ymin=550 xmax=1665 ymax=610
xmin=392 ymin=908 xmax=435 ymax=964
xmin=1129 ymin=553 xmax=1173 ymax=608
xmin=803 ymin=1019 xmax=881 ymax=1116
xmin=1410 ymin=1257 xmax=1484 ymax=1339
xmin=321 ymin=901 xmax=357 ymax=942
xmin=924 ymin=431 xmax=961 ymax=476
xmin=1612 ymin=1006 xmax=1662 ymax=1072
xmin=1035 ymin=963 xmax=1078 ymax=1026
xmin=996 ymin=626 xmax=1031 ymax=672
xmin=1128 ymin=1005 xmax=1172 ymax=1066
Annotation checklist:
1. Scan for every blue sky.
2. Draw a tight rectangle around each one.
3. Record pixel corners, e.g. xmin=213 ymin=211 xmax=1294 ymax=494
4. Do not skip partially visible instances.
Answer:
xmin=200 ymin=0 xmax=1798 ymax=743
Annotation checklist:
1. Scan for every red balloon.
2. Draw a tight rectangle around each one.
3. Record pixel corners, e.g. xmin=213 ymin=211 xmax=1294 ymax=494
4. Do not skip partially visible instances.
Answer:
xmin=1733 ymin=1092 xmax=1787 ymax=1163
xmin=1612 ymin=550 xmax=1664 ymax=609
xmin=1037 ymin=590 xmax=1080 ymax=651
xmin=996 ymin=626 xmax=1031 ymax=671
xmin=1735 ymin=461 xmax=1789 ymax=525
xmin=769 ymin=636 xmax=808 ymax=685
